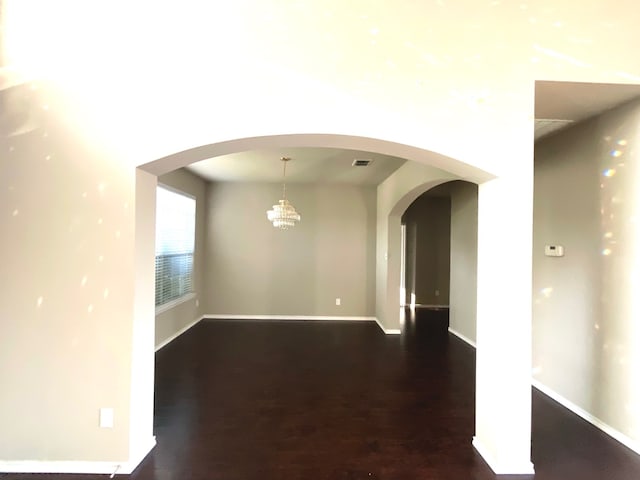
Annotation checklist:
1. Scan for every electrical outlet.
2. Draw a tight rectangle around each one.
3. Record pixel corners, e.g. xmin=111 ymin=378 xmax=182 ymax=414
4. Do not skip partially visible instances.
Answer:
xmin=435 ymin=290 xmax=440 ymax=297
xmin=335 ymin=298 xmax=341 ymax=306
xmin=100 ymin=408 xmax=114 ymax=428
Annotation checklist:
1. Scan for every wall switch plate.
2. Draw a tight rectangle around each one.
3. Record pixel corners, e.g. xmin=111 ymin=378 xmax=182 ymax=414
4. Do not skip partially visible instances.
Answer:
xmin=335 ymin=298 xmax=341 ymax=306
xmin=100 ymin=408 xmax=114 ymax=428
xmin=435 ymin=290 xmax=440 ymax=296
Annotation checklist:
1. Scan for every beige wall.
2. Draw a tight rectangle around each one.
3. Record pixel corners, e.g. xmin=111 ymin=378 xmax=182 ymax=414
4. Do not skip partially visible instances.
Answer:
xmin=204 ymin=182 xmax=376 ymax=317
xmin=155 ymin=169 xmax=207 ymax=347
xmin=0 ymin=116 xmax=134 ymax=462
xmin=449 ymin=181 xmax=478 ymax=343
xmin=6 ymin=0 xmax=640 ymax=473
xmin=533 ymin=98 xmax=640 ymax=445
xmin=402 ymin=195 xmax=451 ymax=305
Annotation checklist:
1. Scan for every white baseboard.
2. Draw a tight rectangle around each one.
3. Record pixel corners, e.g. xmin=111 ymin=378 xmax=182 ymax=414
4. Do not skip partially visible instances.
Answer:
xmin=375 ymin=317 xmax=401 ymax=335
xmin=532 ymin=380 xmax=640 ymax=456
xmin=155 ymin=315 xmax=204 ymax=352
xmin=127 ymin=435 xmax=156 ymax=474
xmin=460 ymin=328 xmax=640 ymax=458
xmin=0 ymin=435 xmax=155 ymax=476
xmin=472 ymin=436 xmax=535 ymax=475
xmin=0 ymin=460 xmax=125 ymax=475
xmin=203 ymin=314 xmax=377 ymax=322
xmin=448 ymin=327 xmax=476 ymax=348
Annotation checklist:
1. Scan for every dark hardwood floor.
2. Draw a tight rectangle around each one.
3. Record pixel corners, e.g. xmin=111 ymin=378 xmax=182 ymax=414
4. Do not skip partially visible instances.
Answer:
xmin=4 ymin=310 xmax=640 ymax=479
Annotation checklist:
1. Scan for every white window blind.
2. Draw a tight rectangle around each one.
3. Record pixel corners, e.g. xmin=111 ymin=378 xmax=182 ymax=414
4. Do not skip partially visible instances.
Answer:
xmin=155 ymin=185 xmax=196 ymax=307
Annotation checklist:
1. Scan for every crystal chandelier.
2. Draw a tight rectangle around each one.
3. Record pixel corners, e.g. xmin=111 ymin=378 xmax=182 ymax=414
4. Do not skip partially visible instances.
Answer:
xmin=267 ymin=157 xmax=301 ymax=229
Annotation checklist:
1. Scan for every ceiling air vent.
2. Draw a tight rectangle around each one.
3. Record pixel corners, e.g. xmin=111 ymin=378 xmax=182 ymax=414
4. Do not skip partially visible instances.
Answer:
xmin=352 ymin=159 xmax=372 ymax=167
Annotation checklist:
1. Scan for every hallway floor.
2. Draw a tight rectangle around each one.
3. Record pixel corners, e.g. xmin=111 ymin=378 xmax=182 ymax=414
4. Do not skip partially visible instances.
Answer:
xmin=5 ymin=312 xmax=640 ymax=479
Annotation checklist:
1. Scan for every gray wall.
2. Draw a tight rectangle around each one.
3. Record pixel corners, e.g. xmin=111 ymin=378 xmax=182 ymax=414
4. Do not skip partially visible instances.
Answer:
xmin=449 ymin=181 xmax=478 ymax=343
xmin=533 ymin=98 xmax=640 ymax=445
xmin=402 ymin=195 xmax=451 ymax=305
xmin=204 ymin=182 xmax=377 ymax=316
xmin=155 ymin=169 xmax=207 ymax=347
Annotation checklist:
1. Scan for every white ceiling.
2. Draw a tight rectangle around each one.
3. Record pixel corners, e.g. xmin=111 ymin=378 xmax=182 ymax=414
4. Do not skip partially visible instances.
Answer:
xmin=534 ymin=81 xmax=640 ymax=139
xmin=185 ymin=82 xmax=640 ymax=184
xmin=186 ymin=147 xmax=407 ymax=185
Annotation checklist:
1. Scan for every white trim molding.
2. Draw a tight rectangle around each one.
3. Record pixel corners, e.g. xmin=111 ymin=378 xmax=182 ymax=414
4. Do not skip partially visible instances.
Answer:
xmin=448 ymin=327 xmax=476 ymax=348
xmin=374 ymin=317 xmax=401 ymax=335
xmin=472 ymin=436 xmax=535 ymax=475
xmin=128 ymin=435 xmax=157 ymax=475
xmin=532 ymin=380 xmax=640 ymax=456
xmin=155 ymin=315 xmax=204 ymax=352
xmin=0 ymin=436 xmax=156 ymax=475
xmin=155 ymin=292 xmax=196 ymax=316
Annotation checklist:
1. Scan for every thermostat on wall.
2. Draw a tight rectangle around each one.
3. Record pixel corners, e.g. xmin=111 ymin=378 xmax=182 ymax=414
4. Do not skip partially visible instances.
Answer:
xmin=545 ymin=245 xmax=564 ymax=257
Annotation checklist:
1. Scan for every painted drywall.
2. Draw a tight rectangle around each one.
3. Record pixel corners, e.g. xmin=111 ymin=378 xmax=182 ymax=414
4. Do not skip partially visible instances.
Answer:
xmin=533 ymin=98 xmax=640 ymax=446
xmin=204 ymin=182 xmax=376 ymax=317
xmin=155 ymin=169 xmax=207 ymax=348
xmin=6 ymin=0 xmax=640 ymax=473
xmin=402 ymin=195 xmax=451 ymax=305
xmin=449 ymin=182 xmax=478 ymax=344
xmin=0 ymin=116 xmax=134 ymax=462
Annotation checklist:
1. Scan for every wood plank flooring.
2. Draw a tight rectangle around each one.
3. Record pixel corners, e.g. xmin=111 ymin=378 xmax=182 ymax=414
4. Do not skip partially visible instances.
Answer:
xmin=4 ymin=310 xmax=640 ymax=479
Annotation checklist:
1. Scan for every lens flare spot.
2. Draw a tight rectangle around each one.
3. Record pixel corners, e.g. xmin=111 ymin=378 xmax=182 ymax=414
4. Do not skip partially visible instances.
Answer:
xmin=97 ymin=218 xmax=103 ymax=225
xmin=602 ymin=248 xmax=612 ymax=256
xmin=12 ymin=209 xmax=18 ymax=216
xmin=36 ymin=296 xmax=43 ymax=308
xmin=541 ymin=287 xmax=553 ymax=297
xmin=115 ymin=230 xmax=121 ymax=239
xmin=81 ymin=275 xmax=88 ymax=287
xmin=595 ymin=324 xmax=600 ymax=330
xmin=103 ymin=288 xmax=109 ymax=299
xmin=45 ymin=155 xmax=51 ymax=161
xmin=603 ymin=168 xmax=616 ymax=177
xmin=98 ymin=255 xmax=104 ymax=262
xmin=617 ymin=139 xmax=628 ymax=146
xmin=604 ymin=232 xmax=613 ymax=239
xmin=370 ymin=27 xmax=379 ymax=36
xmin=610 ymin=150 xmax=623 ymax=158
xmin=87 ymin=304 xmax=94 ymax=313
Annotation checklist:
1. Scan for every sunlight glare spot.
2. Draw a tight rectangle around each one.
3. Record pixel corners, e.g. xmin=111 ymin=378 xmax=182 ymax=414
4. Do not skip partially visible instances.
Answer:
xmin=103 ymin=288 xmax=109 ymax=299
xmin=603 ymin=168 xmax=616 ymax=177
xmin=98 ymin=255 xmax=104 ymax=262
xmin=81 ymin=275 xmax=88 ymax=287
xmin=36 ymin=296 xmax=43 ymax=308
xmin=87 ymin=304 xmax=94 ymax=313
xmin=602 ymin=248 xmax=612 ymax=256
xmin=604 ymin=232 xmax=613 ymax=239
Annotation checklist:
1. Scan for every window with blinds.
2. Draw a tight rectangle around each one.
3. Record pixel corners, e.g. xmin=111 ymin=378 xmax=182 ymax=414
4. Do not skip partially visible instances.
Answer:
xmin=155 ymin=185 xmax=196 ymax=307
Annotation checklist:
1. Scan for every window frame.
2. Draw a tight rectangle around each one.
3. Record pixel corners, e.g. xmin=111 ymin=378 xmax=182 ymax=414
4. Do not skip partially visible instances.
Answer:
xmin=154 ymin=183 xmax=196 ymax=314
